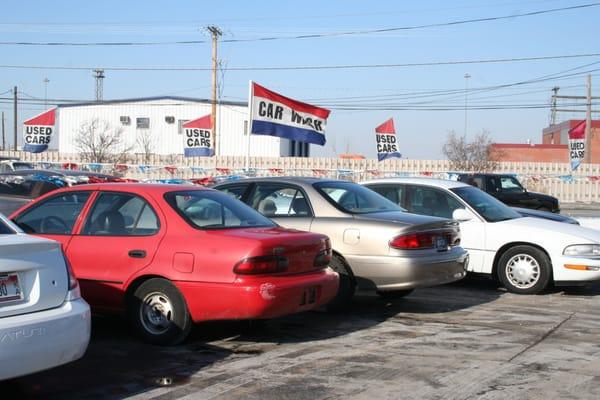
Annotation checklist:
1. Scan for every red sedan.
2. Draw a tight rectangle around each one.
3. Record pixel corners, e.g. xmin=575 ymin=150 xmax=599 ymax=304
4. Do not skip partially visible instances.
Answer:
xmin=9 ymin=184 xmax=339 ymax=345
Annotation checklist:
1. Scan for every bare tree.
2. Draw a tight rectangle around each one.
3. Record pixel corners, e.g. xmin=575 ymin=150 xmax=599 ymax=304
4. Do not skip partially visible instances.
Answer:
xmin=442 ymin=129 xmax=498 ymax=172
xmin=74 ymin=119 xmax=133 ymax=164
xmin=136 ymin=129 xmax=156 ymax=164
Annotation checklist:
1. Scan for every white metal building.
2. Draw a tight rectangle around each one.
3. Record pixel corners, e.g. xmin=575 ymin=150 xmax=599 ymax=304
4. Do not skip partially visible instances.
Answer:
xmin=55 ymin=96 xmax=310 ymax=157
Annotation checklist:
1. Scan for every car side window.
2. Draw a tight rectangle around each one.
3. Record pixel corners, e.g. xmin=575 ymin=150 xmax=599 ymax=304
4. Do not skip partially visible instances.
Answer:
xmin=82 ymin=192 xmax=159 ymax=236
xmin=14 ymin=191 xmax=91 ymax=235
xmin=219 ymin=184 xmax=250 ymax=200
xmin=368 ymin=185 xmax=404 ymax=206
xmin=500 ymin=177 xmax=524 ymax=192
xmin=249 ymin=184 xmax=312 ymax=217
xmin=407 ymin=186 xmax=462 ymax=219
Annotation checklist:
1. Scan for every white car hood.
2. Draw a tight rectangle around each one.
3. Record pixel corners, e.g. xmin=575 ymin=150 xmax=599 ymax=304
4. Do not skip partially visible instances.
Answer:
xmin=497 ymin=217 xmax=600 ymax=243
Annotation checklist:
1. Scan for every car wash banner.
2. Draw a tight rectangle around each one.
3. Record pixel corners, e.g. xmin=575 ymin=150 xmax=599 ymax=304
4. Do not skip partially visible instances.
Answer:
xmin=23 ymin=108 xmax=56 ymax=153
xmin=568 ymin=120 xmax=586 ymax=171
xmin=375 ymin=118 xmax=401 ymax=161
xmin=249 ymin=81 xmax=330 ymax=145
xmin=182 ymin=114 xmax=214 ymax=157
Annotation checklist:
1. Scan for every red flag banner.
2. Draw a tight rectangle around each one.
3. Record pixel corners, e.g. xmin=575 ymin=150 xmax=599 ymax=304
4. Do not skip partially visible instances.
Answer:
xmin=568 ymin=120 xmax=586 ymax=170
xmin=375 ymin=118 xmax=401 ymax=161
xmin=23 ymin=108 xmax=56 ymax=153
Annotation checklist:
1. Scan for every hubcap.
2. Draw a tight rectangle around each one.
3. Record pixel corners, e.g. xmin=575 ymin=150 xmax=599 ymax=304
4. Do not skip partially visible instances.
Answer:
xmin=505 ymin=254 xmax=540 ymax=289
xmin=140 ymin=292 xmax=174 ymax=335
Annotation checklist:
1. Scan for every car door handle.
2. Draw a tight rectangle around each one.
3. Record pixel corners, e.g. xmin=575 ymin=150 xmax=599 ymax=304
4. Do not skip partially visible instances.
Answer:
xmin=128 ymin=250 xmax=147 ymax=258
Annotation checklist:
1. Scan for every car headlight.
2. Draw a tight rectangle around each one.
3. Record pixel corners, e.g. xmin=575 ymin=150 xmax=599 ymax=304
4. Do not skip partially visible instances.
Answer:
xmin=563 ymin=244 xmax=600 ymax=257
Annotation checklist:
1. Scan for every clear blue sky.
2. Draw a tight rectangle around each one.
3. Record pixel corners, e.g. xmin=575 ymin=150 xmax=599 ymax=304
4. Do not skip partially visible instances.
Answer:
xmin=1 ymin=0 xmax=598 ymax=158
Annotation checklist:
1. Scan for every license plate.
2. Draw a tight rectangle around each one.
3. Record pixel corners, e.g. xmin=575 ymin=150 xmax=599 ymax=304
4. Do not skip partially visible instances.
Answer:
xmin=0 ymin=274 xmax=22 ymax=303
xmin=299 ymin=287 xmax=317 ymax=306
xmin=435 ymin=236 xmax=448 ymax=251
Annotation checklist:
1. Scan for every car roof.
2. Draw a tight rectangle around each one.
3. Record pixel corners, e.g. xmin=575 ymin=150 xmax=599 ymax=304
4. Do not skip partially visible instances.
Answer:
xmin=361 ymin=177 xmax=471 ymax=190
xmin=57 ymin=183 xmax=211 ymax=194
xmin=215 ymin=176 xmax=337 ymax=186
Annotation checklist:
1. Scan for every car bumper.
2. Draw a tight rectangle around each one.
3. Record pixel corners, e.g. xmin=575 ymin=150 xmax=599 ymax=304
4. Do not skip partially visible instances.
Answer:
xmin=177 ymin=268 xmax=339 ymax=322
xmin=345 ymin=247 xmax=469 ymax=291
xmin=0 ymin=298 xmax=91 ymax=381
xmin=553 ymin=256 xmax=600 ymax=284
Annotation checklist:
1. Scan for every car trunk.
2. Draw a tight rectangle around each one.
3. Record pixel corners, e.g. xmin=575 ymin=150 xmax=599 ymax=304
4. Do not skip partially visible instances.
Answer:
xmin=0 ymin=235 xmax=68 ymax=319
xmin=217 ymin=226 xmax=328 ymax=275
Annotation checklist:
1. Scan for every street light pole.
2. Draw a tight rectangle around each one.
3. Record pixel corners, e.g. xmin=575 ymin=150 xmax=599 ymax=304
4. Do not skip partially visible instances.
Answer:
xmin=464 ymin=73 xmax=471 ymax=139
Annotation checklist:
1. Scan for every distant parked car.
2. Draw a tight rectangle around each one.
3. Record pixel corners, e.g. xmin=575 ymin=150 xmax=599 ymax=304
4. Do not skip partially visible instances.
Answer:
xmin=0 ymin=170 xmax=131 ymax=215
xmin=9 ymin=184 xmax=338 ymax=345
xmin=363 ymin=177 xmax=600 ymax=294
xmin=456 ymin=173 xmax=560 ymax=213
xmin=0 ymin=159 xmax=35 ymax=173
xmin=213 ymin=177 xmax=468 ymax=305
xmin=0 ymin=213 xmax=90 ymax=381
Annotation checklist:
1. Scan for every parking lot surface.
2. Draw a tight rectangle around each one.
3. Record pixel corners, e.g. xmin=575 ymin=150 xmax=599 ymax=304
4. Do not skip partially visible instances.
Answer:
xmin=3 ymin=277 xmax=600 ymax=400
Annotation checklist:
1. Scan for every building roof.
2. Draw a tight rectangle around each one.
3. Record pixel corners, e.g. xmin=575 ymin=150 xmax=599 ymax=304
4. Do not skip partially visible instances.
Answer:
xmin=490 ymin=143 xmax=567 ymax=149
xmin=58 ymin=96 xmax=247 ymax=109
xmin=542 ymin=119 xmax=600 ymax=135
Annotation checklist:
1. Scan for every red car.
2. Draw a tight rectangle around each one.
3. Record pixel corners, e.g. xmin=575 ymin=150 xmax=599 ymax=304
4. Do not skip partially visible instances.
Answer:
xmin=9 ymin=184 xmax=339 ymax=345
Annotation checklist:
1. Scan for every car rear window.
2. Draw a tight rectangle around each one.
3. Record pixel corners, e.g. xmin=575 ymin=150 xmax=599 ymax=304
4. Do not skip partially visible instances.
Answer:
xmin=165 ymin=190 xmax=276 ymax=230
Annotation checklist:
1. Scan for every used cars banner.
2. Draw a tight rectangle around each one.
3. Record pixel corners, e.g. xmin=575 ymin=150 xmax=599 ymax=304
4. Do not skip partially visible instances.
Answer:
xmin=568 ymin=120 xmax=586 ymax=171
xmin=375 ymin=118 xmax=401 ymax=161
xmin=182 ymin=114 xmax=214 ymax=157
xmin=23 ymin=108 xmax=55 ymax=153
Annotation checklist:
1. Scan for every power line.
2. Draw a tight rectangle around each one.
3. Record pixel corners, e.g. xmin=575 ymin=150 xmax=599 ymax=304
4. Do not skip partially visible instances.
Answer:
xmin=0 ymin=52 xmax=599 ymax=72
xmin=0 ymin=2 xmax=597 ymax=46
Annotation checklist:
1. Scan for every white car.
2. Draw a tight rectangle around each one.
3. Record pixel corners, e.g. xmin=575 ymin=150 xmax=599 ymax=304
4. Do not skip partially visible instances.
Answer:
xmin=0 ymin=214 xmax=90 ymax=381
xmin=362 ymin=177 xmax=600 ymax=294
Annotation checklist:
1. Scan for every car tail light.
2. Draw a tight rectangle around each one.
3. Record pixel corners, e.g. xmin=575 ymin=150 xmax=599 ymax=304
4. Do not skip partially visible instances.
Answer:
xmin=314 ymin=238 xmax=332 ymax=268
xmin=233 ymin=256 xmax=289 ymax=275
xmin=62 ymin=252 xmax=81 ymax=300
xmin=390 ymin=232 xmax=437 ymax=249
xmin=390 ymin=229 xmax=460 ymax=250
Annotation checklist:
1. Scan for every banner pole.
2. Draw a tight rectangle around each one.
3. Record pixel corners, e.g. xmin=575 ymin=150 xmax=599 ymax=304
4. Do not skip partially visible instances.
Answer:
xmin=246 ymin=80 xmax=253 ymax=171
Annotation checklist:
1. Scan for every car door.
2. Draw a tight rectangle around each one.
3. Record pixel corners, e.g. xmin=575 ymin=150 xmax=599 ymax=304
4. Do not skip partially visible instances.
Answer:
xmin=11 ymin=190 xmax=94 ymax=251
xmin=66 ymin=190 xmax=165 ymax=311
xmin=405 ymin=184 xmax=487 ymax=273
xmin=246 ymin=183 xmax=314 ymax=232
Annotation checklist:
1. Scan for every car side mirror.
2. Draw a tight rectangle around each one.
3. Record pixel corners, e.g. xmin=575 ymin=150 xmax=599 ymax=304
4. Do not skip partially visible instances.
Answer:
xmin=452 ymin=208 xmax=475 ymax=222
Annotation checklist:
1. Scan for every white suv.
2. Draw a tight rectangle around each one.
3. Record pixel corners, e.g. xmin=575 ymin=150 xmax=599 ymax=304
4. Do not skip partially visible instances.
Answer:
xmin=0 ymin=214 xmax=90 ymax=381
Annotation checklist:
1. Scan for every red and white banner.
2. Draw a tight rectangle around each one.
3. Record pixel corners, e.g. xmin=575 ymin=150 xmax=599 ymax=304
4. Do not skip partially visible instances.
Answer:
xmin=568 ymin=120 xmax=586 ymax=171
xmin=375 ymin=118 xmax=401 ymax=161
xmin=23 ymin=108 xmax=55 ymax=153
xmin=249 ymin=82 xmax=330 ymax=146
xmin=182 ymin=115 xmax=213 ymax=157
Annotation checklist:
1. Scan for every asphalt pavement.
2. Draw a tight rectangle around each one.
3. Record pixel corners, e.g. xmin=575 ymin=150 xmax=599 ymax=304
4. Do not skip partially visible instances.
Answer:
xmin=3 ymin=276 xmax=600 ymax=400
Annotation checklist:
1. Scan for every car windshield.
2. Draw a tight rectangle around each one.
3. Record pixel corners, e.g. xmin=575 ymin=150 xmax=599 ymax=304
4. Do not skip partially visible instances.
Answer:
xmin=0 ymin=218 xmax=15 ymax=234
xmin=314 ymin=181 xmax=402 ymax=214
xmin=451 ymin=186 xmax=522 ymax=222
xmin=165 ymin=190 xmax=276 ymax=230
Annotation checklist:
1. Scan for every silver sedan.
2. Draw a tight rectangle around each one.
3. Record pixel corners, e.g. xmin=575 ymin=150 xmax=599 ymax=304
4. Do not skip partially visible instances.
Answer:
xmin=213 ymin=177 xmax=468 ymax=307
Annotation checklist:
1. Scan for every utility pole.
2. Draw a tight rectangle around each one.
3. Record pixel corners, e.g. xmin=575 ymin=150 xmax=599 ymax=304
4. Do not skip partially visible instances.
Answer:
xmin=584 ymin=74 xmax=592 ymax=163
xmin=93 ymin=69 xmax=105 ymax=101
xmin=43 ymin=77 xmax=50 ymax=109
xmin=464 ymin=73 xmax=471 ymax=139
xmin=13 ymin=86 xmax=17 ymax=151
xmin=207 ymin=26 xmax=222 ymax=156
xmin=550 ymin=86 xmax=559 ymax=126
xmin=1 ymin=111 xmax=5 ymax=151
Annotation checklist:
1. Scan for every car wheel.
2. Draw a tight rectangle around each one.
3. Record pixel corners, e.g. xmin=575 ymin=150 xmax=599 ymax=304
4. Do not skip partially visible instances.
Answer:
xmin=497 ymin=245 xmax=551 ymax=294
xmin=377 ymin=289 xmax=414 ymax=300
xmin=127 ymin=278 xmax=192 ymax=345
xmin=326 ymin=255 xmax=356 ymax=311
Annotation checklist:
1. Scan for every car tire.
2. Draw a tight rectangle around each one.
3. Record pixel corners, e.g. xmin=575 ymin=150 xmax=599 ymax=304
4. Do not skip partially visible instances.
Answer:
xmin=127 ymin=278 xmax=192 ymax=345
xmin=326 ymin=255 xmax=356 ymax=311
xmin=377 ymin=289 xmax=414 ymax=300
xmin=497 ymin=245 xmax=552 ymax=295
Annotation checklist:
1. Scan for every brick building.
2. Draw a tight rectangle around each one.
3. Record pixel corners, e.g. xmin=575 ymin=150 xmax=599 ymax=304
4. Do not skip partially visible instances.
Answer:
xmin=490 ymin=119 xmax=600 ymax=163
